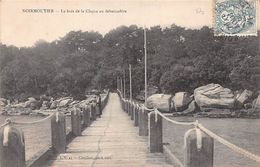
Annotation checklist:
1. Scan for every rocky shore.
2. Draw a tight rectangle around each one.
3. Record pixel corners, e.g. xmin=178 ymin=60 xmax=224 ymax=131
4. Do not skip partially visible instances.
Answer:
xmin=146 ymin=83 xmax=260 ymax=118
xmin=0 ymin=91 xmax=108 ymax=116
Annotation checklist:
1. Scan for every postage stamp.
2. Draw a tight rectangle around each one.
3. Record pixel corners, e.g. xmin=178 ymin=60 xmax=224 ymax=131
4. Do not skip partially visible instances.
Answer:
xmin=214 ymin=0 xmax=257 ymax=36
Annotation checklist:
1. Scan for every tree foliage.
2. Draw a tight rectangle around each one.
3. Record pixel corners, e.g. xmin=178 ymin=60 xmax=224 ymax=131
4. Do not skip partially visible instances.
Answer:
xmin=0 ymin=25 xmax=259 ymax=100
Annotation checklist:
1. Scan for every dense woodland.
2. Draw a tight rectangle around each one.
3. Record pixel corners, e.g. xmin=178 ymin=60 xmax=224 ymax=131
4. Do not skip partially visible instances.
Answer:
xmin=0 ymin=24 xmax=259 ymax=101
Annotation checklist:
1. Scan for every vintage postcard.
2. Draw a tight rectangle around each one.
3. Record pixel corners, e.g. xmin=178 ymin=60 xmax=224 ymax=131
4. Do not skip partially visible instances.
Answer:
xmin=0 ymin=0 xmax=259 ymax=167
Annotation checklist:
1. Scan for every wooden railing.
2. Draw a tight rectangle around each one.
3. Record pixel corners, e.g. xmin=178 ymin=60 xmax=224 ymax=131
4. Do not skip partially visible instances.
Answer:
xmin=0 ymin=92 xmax=110 ymax=167
xmin=117 ymin=90 xmax=260 ymax=167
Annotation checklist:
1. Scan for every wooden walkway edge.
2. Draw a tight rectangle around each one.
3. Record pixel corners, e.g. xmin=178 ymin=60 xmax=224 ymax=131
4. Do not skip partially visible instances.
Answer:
xmin=42 ymin=93 xmax=172 ymax=167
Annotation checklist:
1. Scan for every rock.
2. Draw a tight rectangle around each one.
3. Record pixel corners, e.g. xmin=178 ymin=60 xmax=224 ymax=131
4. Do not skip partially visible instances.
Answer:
xmin=6 ymin=107 xmax=32 ymax=116
xmin=12 ymin=102 xmax=26 ymax=108
xmin=182 ymin=100 xmax=199 ymax=114
xmin=235 ymin=89 xmax=253 ymax=108
xmin=40 ymin=95 xmax=52 ymax=102
xmin=194 ymin=83 xmax=235 ymax=111
xmin=173 ymin=92 xmax=192 ymax=112
xmin=136 ymin=95 xmax=145 ymax=101
xmin=244 ymin=103 xmax=252 ymax=109
xmin=57 ymin=97 xmax=73 ymax=108
xmin=0 ymin=98 xmax=7 ymax=112
xmin=0 ymin=98 xmax=7 ymax=105
xmin=146 ymin=94 xmax=174 ymax=113
xmin=253 ymin=95 xmax=260 ymax=111
xmin=40 ymin=101 xmax=50 ymax=110
xmin=77 ymin=100 xmax=88 ymax=109
xmin=24 ymin=97 xmax=39 ymax=109
xmin=50 ymin=100 xmax=58 ymax=109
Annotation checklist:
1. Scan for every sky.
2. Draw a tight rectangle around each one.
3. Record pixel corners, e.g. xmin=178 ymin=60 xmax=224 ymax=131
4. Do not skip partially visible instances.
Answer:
xmin=0 ymin=0 xmax=259 ymax=47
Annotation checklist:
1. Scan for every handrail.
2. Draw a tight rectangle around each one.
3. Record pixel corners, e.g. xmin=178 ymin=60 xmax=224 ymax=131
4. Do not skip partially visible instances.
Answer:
xmin=0 ymin=121 xmax=10 ymax=128
xmin=197 ymin=123 xmax=260 ymax=163
xmin=119 ymin=92 xmax=260 ymax=163
xmin=11 ymin=113 xmax=54 ymax=125
xmin=154 ymin=108 xmax=196 ymax=126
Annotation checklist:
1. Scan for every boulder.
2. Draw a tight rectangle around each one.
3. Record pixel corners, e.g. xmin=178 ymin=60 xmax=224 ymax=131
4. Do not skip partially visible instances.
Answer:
xmin=24 ymin=97 xmax=38 ymax=109
xmin=77 ymin=100 xmax=88 ymax=109
xmin=57 ymin=97 xmax=73 ymax=108
xmin=253 ymin=95 xmax=260 ymax=111
xmin=183 ymin=100 xmax=199 ymax=114
xmin=0 ymin=98 xmax=7 ymax=111
xmin=40 ymin=101 xmax=50 ymax=110
xmin=244 ymin=103 xmax=253 ymax=109
xmin=0 ymin=98 xmax=7 ymax=106
xmin=50 ymin=100 xmax=58 ymax=109
xmin=173 ymin=92 xmax=192 ymax=112
xmin=146 ymin=94 xmax=174 ymax=113
xmin=194 ymin=83 xmax=235 ymax=111
xmin=136 ymin=95 xmax=145 ymax=101
xmin=235 ymin=89 xmax=253 ymax=108
xmin=12 ymin=102 xmax=26 ymax=108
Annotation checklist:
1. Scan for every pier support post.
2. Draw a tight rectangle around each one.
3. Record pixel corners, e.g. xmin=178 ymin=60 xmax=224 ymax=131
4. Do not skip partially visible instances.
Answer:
xmin=128 ymin=102 xmax=131 ymax=116
xmin=127 ymin=101 xmax=130 ymax=115
xmin=139 ymin=107 xmax=149 ymax=136
xmin=51 ymin=112 xmax=66 ymax=153
xmin=0 ymin=124 xmax=25 ymax=167
xmin=95 ymin=104 xmax=100 ymax=118
xmin=91 ymin=103 xmax=97 ymax=121
xmin=122 ymin=100 xmax=126 ymax=112
xmin=134 ymin=105 xmax=139 ymax=126
xmin=125 ymin=100 xmax=128 ymax=113
xmin=184 ymin=129 xmax=214 ymax=167
xmin=149 ymin=112 xmax=163 ymax=152
xmin=83 ymin=106 xmax=91 ymax=127
xmin=71 ymin=108 xmax=81 ymax=136
xmin=131 ymin=103 xmax=134 ymax=120
xmin=125 ymin=100 xmax=127 ymax=112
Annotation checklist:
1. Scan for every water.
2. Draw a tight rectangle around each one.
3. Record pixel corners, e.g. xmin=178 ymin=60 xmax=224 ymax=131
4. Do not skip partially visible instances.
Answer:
xmin=163 ymin=117 xmax=260 ymax=167
xmin=0 ymin=115 xmax=71 ymax=161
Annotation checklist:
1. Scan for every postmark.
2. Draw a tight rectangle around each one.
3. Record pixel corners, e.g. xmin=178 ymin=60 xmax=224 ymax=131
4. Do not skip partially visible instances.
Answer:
xmin=214 ymin=0 xmax=257 ymax=36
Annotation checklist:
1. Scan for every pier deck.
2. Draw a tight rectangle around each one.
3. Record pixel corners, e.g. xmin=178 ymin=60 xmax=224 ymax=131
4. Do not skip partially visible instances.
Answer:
xmin=43 ymin=93 xmax=171 ymax=167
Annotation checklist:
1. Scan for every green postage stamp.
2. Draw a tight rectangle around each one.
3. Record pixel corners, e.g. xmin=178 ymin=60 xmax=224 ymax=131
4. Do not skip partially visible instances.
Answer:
xmin=214 ymin=0 xmax=257 ymax=36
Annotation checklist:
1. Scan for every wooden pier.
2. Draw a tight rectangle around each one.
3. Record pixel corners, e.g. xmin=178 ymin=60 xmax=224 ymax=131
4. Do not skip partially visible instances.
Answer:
xmin=1 ymin=92 xmax=258 ymax=167
xmin=42 ymin=93 xmax=171 ymax=167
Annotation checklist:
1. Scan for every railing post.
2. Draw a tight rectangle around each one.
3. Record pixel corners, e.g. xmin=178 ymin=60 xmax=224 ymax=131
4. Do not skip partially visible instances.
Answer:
xmin=125 ymin=100 xmax=128 ymax=113
xmin=184 ymin=129 xmax=214 ymax=167
xmin=51 ymin=112 xmax=66 ymax=153
xmin=126 ymin=100 xmax=128 ymax=113
xmin=95 ymin=103 xmax=99 ymax=118
xmin=131 ymin=102 xmax=134 ymax=120
xmin=128 ymin=101 xmax=131 ymax=116
xmin=71 ymin=108 xmax=81 ymax=136
xmin=124 ymin=100 xmax=127 ymax=112
xmin=83 ymin=105 xmax=91 ymax=127
xmin=122 ymin=100 xmax=125 ymax=111
xmin=134 ymin=104 xmax=139 ymax=126
xmin=91 ymin=103 xmax=97 ymax=121
xmin=0 ymin=124 xmax=25 ymax=167
xmin=149 ymin=111 xmax=163 ymax=152
xmin=139 ymin=107 xmax=149 ymax=136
